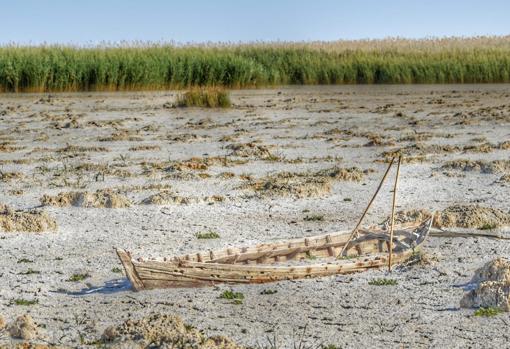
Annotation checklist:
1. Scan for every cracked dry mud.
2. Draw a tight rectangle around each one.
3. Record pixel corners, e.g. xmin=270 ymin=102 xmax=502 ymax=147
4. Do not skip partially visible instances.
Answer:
xmin=0 ymin=85 xmax=509 ymax=348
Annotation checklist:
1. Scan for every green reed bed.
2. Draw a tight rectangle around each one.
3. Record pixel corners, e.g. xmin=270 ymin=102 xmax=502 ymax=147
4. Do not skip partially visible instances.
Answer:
xmin=1 ymin=37 xmax=510 ymax=92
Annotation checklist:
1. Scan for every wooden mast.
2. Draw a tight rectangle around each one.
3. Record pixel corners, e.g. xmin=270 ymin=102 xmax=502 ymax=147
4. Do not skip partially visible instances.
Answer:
xmin=337 ymin=157 xmax=395 ymax=258
xmin=388 ymin=155 xmax=402 ymax=271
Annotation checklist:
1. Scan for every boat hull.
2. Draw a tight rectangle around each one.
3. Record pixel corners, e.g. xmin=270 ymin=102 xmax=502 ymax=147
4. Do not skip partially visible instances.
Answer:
xmin=116 ymin=217 xmax=432 ymax=291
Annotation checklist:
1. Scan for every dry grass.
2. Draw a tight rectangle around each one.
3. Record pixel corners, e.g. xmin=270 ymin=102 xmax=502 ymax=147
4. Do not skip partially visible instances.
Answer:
xmin=175 ymin=88 xmax=231 ymax=108
xmin=391 ymin=205 xmax=510 ymax=229
xmin=128 ymin=144 xmax=161 ymax=152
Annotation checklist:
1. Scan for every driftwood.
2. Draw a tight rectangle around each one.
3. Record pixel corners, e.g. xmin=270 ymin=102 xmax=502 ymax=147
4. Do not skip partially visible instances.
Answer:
xmin=429 ymin=228 xmax=510 ymax=240
xmin=116 ymin=217 xmax=432 ymax=291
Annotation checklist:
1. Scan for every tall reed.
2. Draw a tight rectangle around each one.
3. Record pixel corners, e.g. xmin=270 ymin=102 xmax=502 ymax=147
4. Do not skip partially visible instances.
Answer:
xmin=1 ymin=37 xmax=510 ymax=92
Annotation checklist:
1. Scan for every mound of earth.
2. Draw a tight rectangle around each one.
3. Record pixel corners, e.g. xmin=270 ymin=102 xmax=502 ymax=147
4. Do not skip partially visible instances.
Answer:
xmin=40 ymin=189 xmax=131 ymax=208
xmin=8 ymin=314 xmax=40 ymax=340
xmin=391 ymin=205 xmax=510 ymax=229
xmin=460 ymin=258 xmax=510 ymax=311
xmin=0 ymin=204 xmax=57 ymax=233
xmin=435 ymin=204 xmax=510 ymax=229
xmin=102 ymin=313 xmax=242 ymax=349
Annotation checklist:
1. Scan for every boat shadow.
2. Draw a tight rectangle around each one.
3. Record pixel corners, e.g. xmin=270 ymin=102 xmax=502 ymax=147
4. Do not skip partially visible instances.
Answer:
xmin=61 ymin=278 xmax=132 ymax=296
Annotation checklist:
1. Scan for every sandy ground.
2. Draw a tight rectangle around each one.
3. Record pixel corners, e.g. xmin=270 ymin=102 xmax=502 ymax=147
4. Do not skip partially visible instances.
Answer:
xmin=0 ymin=85 xmax=509 ymax=348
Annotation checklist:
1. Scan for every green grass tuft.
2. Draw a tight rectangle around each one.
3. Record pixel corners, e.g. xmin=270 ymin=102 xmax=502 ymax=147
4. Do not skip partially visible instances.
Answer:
xmin=11 ymin=298 xmax=38 ymax=306
xmin=219 ymin=290 xmax=244 ymax=300
xmin=17 ymin=258 xmax=34 ymax=263
xmin=67 ymin=273 xmax=90 ymax=282
xmin=196 ymin=230 xmax=221 ymax=239
xmin=479 ymin=223 xmax=498 ymax=230
xmin=260 ymin=289 xmax=278 ymax=295
xmin=474 ymin=307 xmax=502 ymax=317
xmin=368 ymin=278 xmax=398 ymax=286
xmin=304 ymin=214 xmax=324 ymax=222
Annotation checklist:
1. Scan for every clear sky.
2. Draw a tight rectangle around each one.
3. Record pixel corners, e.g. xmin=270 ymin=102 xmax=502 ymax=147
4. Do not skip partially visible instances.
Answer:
xmin=1 ymin=0 xmax=509 ymax=45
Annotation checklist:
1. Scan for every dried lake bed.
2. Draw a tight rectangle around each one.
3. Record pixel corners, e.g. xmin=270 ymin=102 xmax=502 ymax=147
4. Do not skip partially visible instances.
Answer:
xmin=0 ymin=85 xmax=509 ymax=348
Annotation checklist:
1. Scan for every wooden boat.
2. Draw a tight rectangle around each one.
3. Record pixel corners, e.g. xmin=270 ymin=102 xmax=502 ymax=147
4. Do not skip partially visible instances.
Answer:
xmin=116 ymin=217 xmax=432 ymax=290
xmin=116 ymin=155 xmax=430 ymax=291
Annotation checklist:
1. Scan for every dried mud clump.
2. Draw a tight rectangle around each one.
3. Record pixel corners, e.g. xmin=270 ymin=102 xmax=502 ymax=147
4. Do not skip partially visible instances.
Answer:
xmin=99 ymin=129 xmax=142 ymax=142
xmin=364 ymin=135 xmax=395 ymax=147
xmin=460 ymin=258 xmax=510 ymax=311
xmin=0 ymin=204 xmax=57 ymax=233
xmin=102 ymin=313 xmax=242 ymax=349
xmin=226 ymin=142 xmax=274 ymax=159
xmin=499 ymin=174 xmax=510 ymax=183
xmin=8 ymin=314 xmax=39 ymax=340
xmin=0 ymin=171 xmax=24 ymax=182
xmin=245 ymin=167 xmax=363 ymax=198
xmin=248 ymin=174 xmax=332 ymax=198
xmin=163 ymin=157 xmax=245 ymax=173
xmin=141 ymin=191 xmax=195 ymax=205
xmin=435 ymin=204 xmax=510 ymax=229
xmin=129 ymin=144 xmax=161 ymax=152
xmin=314 ymin=166 xmax=364 ymax=182
xmin=56 ymin=145 xmax=109 ymax=153
xmin=141 ymin=191 xmax=225 ymax=205
xmin=40 ymin=189 xmax=131 ymax=208
xmin=390 ymin=209 xmax=434 ymax=225
xmin=0 ymin=142 xmax=20 ymax=152
xmin=441 ymin=159 xmax=510 ymax=174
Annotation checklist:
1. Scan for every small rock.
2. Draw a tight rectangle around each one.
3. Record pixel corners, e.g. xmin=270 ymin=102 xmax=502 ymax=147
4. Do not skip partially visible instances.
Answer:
xmin=460 ymin=257 xmax=510 ymax=311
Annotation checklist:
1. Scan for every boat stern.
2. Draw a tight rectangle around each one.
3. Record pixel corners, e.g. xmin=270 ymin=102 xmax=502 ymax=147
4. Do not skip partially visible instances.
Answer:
xmin=115 ymin=248 xmax=145 ymax=291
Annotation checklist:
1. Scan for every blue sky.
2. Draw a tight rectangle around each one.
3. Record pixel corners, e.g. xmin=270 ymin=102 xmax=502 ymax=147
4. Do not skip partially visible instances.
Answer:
xmin=1 ymin=0 xmax=509 ymax=44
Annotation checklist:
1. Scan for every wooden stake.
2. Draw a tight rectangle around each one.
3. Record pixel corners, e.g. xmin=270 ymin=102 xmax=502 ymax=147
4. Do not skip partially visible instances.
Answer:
xmin=388 ymin=155 xmax=402 ymax=271
xmin=337 ymin=157 xmax=395 ymax=258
